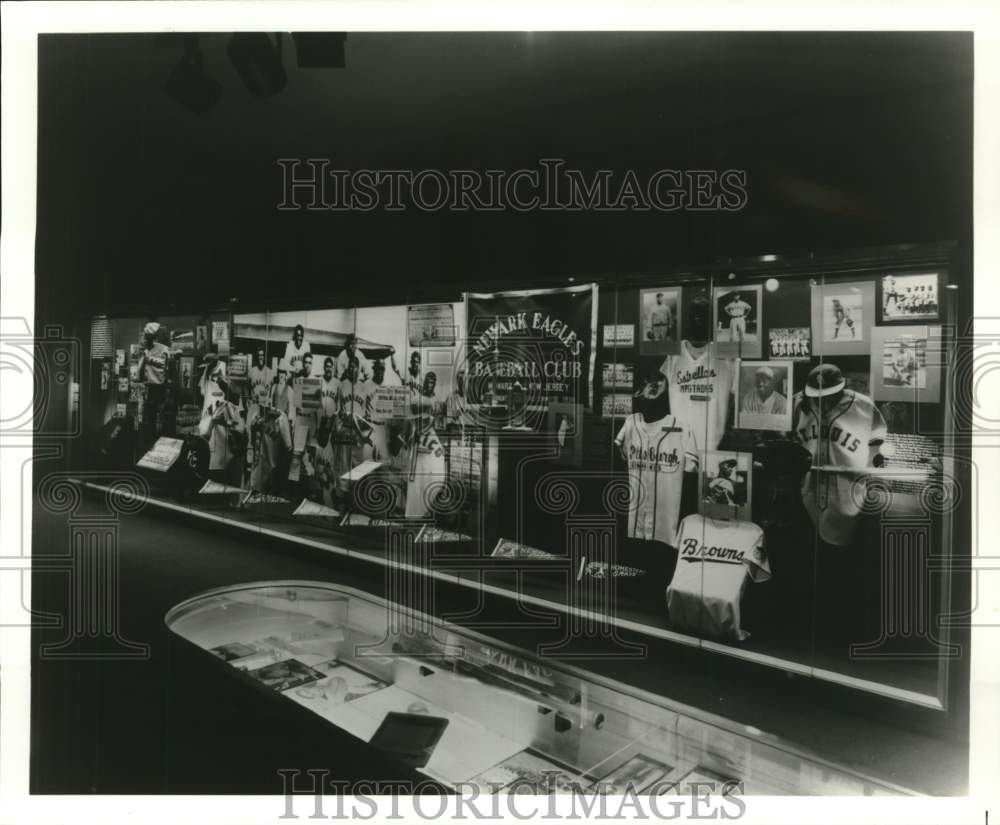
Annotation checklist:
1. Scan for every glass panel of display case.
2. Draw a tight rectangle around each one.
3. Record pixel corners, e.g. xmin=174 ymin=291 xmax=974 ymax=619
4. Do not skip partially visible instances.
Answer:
xmin=165 ymin=581 xmax=914 ymax=795
xmin=806 ymin=271 xmax=952 ymax=701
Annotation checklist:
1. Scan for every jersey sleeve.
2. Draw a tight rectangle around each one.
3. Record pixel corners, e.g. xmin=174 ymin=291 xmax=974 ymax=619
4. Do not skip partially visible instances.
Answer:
xmin=869 ymin=399 xmax=888 ymax=445
xmin=744 ymin=525 xmax=770 ymax=583
xmin=683 ymin=424 xmax=700 ymax=471
xmin=613 ymin=416 xmax=633 ymax=447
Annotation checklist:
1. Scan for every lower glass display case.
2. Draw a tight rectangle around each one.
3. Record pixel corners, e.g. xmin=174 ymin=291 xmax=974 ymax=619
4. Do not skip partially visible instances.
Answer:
xmin=165 ymin=581 xmax=914 ymax=795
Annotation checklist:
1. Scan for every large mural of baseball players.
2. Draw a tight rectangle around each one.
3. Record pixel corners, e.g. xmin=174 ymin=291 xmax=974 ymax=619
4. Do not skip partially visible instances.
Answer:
xmin=227 ymin=304 xmax=468 ymax=522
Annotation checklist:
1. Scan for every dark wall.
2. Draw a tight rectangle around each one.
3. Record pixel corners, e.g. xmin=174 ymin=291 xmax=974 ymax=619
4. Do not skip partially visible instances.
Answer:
xmin=35 ymin=32 xmax=972 ymax=323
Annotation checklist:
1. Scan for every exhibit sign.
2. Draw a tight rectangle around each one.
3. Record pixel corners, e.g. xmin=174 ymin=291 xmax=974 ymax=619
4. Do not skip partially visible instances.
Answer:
xmin=465 ymin=284 xmax=596 ymax=426
xmin=137 ymin=436 xmax=184 ymax=472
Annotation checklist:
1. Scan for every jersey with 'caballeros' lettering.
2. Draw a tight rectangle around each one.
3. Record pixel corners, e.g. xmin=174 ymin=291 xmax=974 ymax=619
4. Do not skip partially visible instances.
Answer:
xmin=789 ymin=388 xmax=887 ymax=545
xmin=615 ymin=413 xmax=698 ymax=544
xmin=667 ymin=514 xmax=769 ymax=641
xmin=661 ymin=340 xmax=736 ymax=450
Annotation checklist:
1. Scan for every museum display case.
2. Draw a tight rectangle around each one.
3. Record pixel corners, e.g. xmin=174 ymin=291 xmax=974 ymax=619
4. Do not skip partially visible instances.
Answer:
xmin=76 ymin=241 xmax=965 ymax=720
xmin=165 ymin=581 xmax=915 ymax=795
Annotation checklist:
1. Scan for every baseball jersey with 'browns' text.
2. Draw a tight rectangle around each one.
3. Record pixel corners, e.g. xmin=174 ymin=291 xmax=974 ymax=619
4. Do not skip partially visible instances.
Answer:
xmin=615 ymin=413 xmax=698 ymax=545
xmin=789 ymin=389 xmax=887 ymax=545
xmin=661 ymin=340 xmax=736 ymax=450
xmin=667 ymin=514 xmax=769 ymax=641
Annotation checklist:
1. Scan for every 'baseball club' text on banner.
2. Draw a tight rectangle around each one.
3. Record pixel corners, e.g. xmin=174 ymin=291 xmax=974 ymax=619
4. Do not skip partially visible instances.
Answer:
xmin=465 ymin=284 xmax=597 ymax=424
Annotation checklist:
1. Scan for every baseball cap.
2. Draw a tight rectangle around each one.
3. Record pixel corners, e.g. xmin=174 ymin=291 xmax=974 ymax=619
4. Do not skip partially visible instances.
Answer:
xmin=754 ymin=366 xmax=775 ymax=379
xmin=804 ymin=363 xmax=846 ymax=397
xmin=143 ymin=322 xmax=160 ymax=336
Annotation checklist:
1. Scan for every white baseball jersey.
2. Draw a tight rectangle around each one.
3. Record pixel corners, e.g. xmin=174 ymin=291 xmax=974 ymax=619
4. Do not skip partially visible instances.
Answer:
xmin=667 ymin=514 xmax=769 ymax=641
xmin=789 ymin=389 xmax=887 ymax=545
xmin=140 ymin=342 xmax=170 ymax=385
xmin=661 ymin=340 xmax=736 ymax=450
xmin=725 ymin=299 xmax=751 ymax=318
xmin=318 ymin=376 xmax=340 ymax=416
xmin=248 ymin=365 xmax=274 ymax=404
xmin=335 ymin=349 xmax=372 ymax=382
xmin=283 ymin=340 xmax=311 ymax=375
xmin=615 ymin=413 xmax=698 ymax=544
xmin=405 ymin=423 xmax=447 ymax=518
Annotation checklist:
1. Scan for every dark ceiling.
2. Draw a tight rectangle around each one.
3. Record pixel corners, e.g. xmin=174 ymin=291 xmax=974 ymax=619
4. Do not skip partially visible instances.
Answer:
xmin=35 ymin=31 xmax=972 ymax=321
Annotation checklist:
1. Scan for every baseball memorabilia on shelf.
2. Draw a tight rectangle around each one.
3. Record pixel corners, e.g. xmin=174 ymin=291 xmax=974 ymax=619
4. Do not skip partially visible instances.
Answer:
xmin=614 ymin=411 xmax=698 ymax=545
xmin=878 ymin=272 xmax=940 ymax=323
xmin=789 ymin=363 xmax=887 ymax=545
xmin=195 ymin=324 xmax=209 ymax=352
xmin=736 ymin=360 xmax=792 ymax=432
xmin=638 ymin=287 xmax=681 ymax=354
xmin=600 ymin=361 xmax=634 ymax=390
xmin=602 ymin=324 xmax=635 ymax=348
xmin=228 ymin=353 xmax=249 ymax=383
xmin=767 ymin=326 xmax=811 ymax=360
xmin=115 ymin=348 xmax=126 ymax=368
xmin=700 ymin=451 xmax=752 ymax=522
xmin=407 ymin=303 xmax=456 ymax=347
xmin=810 ymin=279 xmax=875 ymax=355
xmin=548 ymin=402 xmax=584 ymax=465
xmin=660 ymin=340 xmax=737 ymax=450
xmin=601 ymin=393 xmax=632 ymax=418
xmin=869 ymin=325 xmax=943 ymax=402
xmin=712 ymin=284 xmax=762 ymax=357
xmin=668 ymin=513 xmax=769 ymax=641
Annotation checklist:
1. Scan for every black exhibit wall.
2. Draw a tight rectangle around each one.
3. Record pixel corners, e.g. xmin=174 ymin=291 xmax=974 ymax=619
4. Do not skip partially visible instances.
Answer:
xmin=35 ymin=32 xmax=972 ymax=327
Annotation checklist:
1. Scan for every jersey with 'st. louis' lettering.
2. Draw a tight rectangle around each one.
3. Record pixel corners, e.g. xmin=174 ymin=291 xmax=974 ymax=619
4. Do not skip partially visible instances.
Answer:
xmin=615 ymin=413 xmax=698 ymax=544
xmin=667 ymin=514 xmax=769 ymax=641
xmin=789 ymin=389 xmax=887 ymax=546
xmin=661 ymin=340 xmax=736 ymax=450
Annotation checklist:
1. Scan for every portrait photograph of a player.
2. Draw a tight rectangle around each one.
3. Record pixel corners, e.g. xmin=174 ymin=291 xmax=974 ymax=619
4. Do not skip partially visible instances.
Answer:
xmin=768 ymin=327 xmax=811 ymax=360
xmin=736 ymin=360 xmax=793 ymax=431
xmin=701 ymin=451 xmax=751 ymax=521
xmin=882 ymin=338 xmax=927 ymax=389
xmin=823 ymin=293 xmax=864 ymax=342
xmin=638 ymin=287 xmax=681 ymax=354
xmin=712 ymin=284 xmax=761 ymax=349
xmin=879 ymin=272 xmax=940 ymax=322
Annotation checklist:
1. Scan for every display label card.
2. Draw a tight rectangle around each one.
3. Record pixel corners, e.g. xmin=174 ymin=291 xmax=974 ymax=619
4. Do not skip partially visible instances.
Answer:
xmin=602 ymin=324 xmax=635 ymax=347
xmin=601 ymin=393 xmax=633 ymax=418
xmin=372 ymin=385 xmax=411 ymax=423
xmin=136 ymin=437 xmax=184 ymax=472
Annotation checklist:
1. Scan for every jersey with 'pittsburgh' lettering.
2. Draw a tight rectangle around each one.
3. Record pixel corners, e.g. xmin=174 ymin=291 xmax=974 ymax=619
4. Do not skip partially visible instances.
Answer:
xmin=667 ymin=514 xmax=769 ymax=640
xmin=615 ymin=413 xmax=698 ymax=544
xmin=661 ymin=340 xmax=736 ymax=450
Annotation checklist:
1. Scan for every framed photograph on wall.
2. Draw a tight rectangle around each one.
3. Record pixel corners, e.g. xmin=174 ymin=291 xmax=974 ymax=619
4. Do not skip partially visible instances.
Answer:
xmin=700 ymin=451 xmax=752 ymax=522
xmin=736 ymin=360 xmax=792 ymax=431
xmin=713 ymin=284 xmax=762 ymax=357
xmin=638 ymin=287 xmax=682 ymax=355
xmin=767 ymin=327 xmax=811 ymax=360
xmin=877 ymin=272 xmax=940 ymax=323
xmin=870 ymin=325 xmax=943 ymax=402
xmin=810 ymin=279 xmax=875 ymax=355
